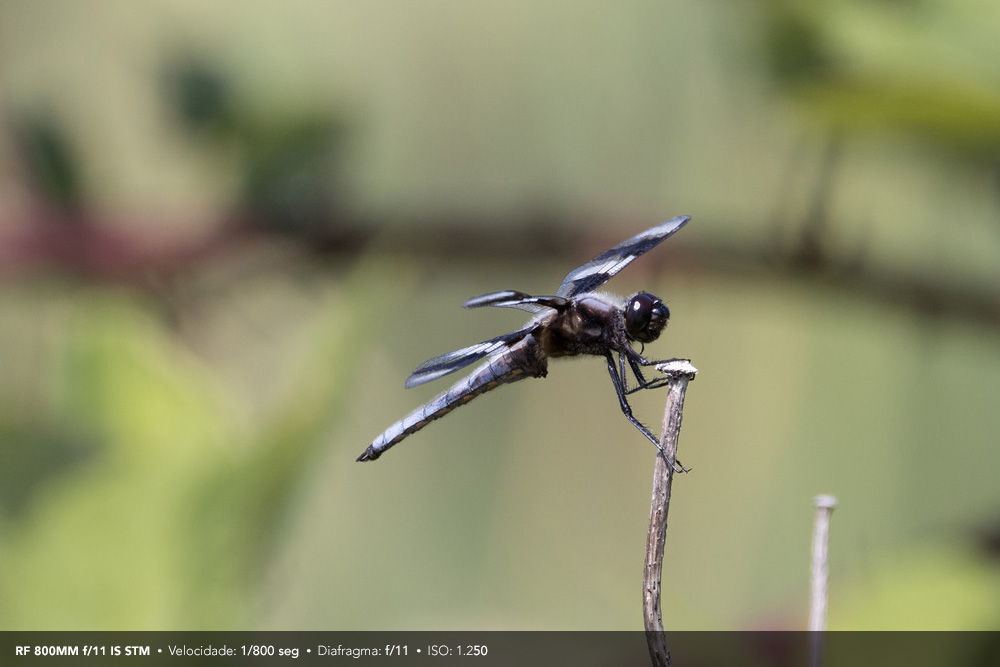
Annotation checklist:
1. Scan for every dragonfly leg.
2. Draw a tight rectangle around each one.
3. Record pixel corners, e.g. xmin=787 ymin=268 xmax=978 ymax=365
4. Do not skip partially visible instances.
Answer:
xmin=612 ymin=353 xmax=689 ymax=473
xmin=606 ymin=354 xmax=660 ymax=444
xmin=625 ymin=356 xmax=689 ymax=394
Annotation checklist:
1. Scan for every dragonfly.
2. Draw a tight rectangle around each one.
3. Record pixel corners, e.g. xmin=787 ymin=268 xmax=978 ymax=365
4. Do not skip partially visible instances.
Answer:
xmin=357 ymin=216 xmax=691 ymax=466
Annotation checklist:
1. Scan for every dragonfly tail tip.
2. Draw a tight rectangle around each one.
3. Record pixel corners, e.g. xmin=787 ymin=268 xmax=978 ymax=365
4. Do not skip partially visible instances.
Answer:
xmin=356 ymin=447 xmax=380 ymax=462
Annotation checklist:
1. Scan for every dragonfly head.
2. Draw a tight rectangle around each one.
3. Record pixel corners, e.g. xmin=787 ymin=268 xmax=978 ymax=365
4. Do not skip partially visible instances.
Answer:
xmin=624 ymin=292 xmax=669 ymax=344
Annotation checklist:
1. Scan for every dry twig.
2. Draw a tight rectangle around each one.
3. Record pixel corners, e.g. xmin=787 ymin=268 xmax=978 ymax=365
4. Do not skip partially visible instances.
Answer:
xmin=643 ymin=359 xmax=697 ymax=667
xmin=809 ymin=494 xmax=837 ymax=667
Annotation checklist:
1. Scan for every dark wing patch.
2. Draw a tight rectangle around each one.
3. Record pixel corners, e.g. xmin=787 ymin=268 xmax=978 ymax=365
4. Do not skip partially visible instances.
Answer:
xmin=556 ymin=216 xmax=690 ymax=298
xmin=463 ymin=290 xmax=569 ymax=313
xmin=404 ymin=325 xmax=535 ymax=388
xmin=462 ymin=290 xmax=541 ymax=313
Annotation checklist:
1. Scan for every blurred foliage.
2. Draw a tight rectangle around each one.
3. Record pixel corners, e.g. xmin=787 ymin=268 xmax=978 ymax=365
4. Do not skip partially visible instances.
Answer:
xmin=161 ymin=58 xmax=237 ymax=137
xmin=761 ymin=0 xmax=1000 ymax=153
xmin=161 ymin=57 xmax=350 ymax=242
xmin=0 ymin=0 xmax=998 ymax=633
xmin=0 ymin=255 xmax=416 ymax=629
xmin=0 ymin=422 xmax=99 ymax=519
xmin=239 ymin=118 xmax=346 ymax=241
xmin=831 ymin=542 xmax=1000 ymax=630
xmin=17 ymin=115 xmax=83 ymax=213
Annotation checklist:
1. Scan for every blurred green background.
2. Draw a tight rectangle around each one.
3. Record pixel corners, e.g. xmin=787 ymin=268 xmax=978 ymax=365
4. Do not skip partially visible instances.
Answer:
xmin=1 ymin=0 xmax=999 ymax=631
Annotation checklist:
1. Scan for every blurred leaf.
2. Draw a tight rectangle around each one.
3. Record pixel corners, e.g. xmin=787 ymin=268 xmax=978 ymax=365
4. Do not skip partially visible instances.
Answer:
xmin=17 ymin=116 xmax=82 ymax=212
xmin=240 ymin=117 xmax=346 ymax=242
xmin=161 ymin=57 xmax=236 ymax=136
xmin=796 ymin=80 xmax=1000 ymax=151
xmin=761 ymin=0 xmax=1000 ymax=153
xmin=0 ymin=293 xmax=230 ymax=627
xmin=0 ymin=421 xmax=99 ymax=519
xmin=178 ymin=252 xmax=417 ymax=626
xmin=159 ymin=55 xmax=350 ymax=243
xmin=831 ymin=542 xmax=1000 ymax=630
xmin=0 ymin=252 xmax=418 ymax=629
xmin=762 ymin=4 xmax=834 ymax=83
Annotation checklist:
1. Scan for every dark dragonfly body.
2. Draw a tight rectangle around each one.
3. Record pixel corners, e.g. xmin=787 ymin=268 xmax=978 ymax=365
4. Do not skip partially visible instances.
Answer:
xmin=356 ymin=216 xmax=691 ymax=463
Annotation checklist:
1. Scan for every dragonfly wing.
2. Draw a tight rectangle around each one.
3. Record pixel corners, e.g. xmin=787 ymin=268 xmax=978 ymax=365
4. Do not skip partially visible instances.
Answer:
xmin=462 ymin=290 xmax=568 ymax=313
xmin=404 ymin=325 xmax=536 ymax=388
xmin=556 ymin=216 xmax=690 ymax=298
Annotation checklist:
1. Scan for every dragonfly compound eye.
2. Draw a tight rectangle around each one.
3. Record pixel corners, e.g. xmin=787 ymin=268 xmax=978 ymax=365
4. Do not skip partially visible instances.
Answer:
xmin=625 ymin=292 xmax=669 ymax=343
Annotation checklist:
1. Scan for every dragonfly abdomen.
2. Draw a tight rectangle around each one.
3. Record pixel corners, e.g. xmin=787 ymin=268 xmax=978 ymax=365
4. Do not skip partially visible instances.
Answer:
xmin=357 ymin=339 xmax=546 ymax=461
